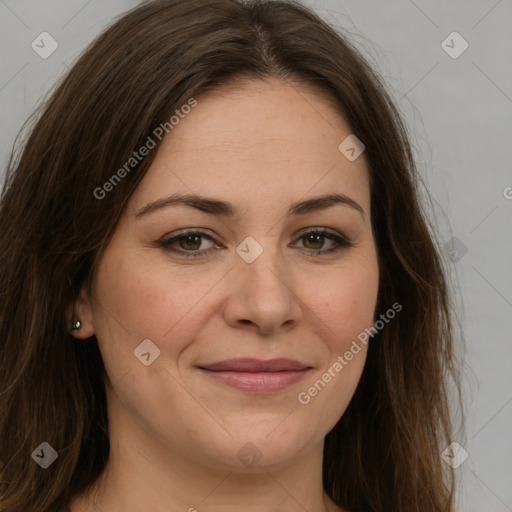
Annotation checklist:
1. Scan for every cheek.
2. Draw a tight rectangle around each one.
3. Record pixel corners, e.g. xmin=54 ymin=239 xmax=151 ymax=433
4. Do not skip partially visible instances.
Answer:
xmin=309 ymin=259 xmax=379 ymax=349
xmin=296 ymin=256 xmax=378 ymax=426
xmin=295 ymin=275 xmax=375 ymax=433
xmin=90 ymin=246 xmax=218 ymax=365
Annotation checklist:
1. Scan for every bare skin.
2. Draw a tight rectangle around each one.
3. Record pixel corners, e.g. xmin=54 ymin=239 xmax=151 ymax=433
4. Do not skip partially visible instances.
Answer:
xmin=69 ymin=77 xmax=379 ymax=512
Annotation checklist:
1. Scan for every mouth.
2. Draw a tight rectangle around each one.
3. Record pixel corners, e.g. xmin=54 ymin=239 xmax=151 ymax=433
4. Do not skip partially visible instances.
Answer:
xmin=197 ymin=358 xmax=312 ymax=393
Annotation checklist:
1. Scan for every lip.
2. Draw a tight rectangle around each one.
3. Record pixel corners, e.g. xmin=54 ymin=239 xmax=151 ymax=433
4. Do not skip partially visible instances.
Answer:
xmin=197 ymin=358 xmax=312 ymax=393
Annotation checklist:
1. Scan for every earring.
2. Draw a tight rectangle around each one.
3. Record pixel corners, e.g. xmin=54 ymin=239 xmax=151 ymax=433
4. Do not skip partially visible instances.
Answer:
xmin=71 ymin=319 xmax=82 ymax=331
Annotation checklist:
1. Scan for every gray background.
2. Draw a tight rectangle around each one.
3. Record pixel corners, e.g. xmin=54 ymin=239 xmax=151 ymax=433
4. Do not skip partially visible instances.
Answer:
xmin=1 ymin=1 xmax=511 ymax=510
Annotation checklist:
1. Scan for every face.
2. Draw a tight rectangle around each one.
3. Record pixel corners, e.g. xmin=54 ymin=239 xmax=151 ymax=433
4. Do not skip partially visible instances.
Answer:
xmin=74 ymin=78 xmax=379 ymax=471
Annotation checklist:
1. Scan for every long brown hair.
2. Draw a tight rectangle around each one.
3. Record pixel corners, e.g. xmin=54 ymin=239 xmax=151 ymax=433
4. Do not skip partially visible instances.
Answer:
xmin=0 ymin=1 xmax=462 ymax=510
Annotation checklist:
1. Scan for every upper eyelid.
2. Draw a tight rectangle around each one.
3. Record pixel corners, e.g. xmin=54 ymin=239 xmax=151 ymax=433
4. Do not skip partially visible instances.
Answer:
xmin=160 ymin=229 xmax=217 ymax=244
xmin=163 ymin=227 xmax=345 ymax=242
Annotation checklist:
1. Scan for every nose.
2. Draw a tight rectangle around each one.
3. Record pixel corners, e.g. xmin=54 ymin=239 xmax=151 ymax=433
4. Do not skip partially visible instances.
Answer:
xmin=222 ymin=243 xmax=302 ymax=336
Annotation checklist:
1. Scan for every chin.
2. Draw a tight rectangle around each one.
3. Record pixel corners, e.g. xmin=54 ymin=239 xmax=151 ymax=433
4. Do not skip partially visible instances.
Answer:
xmin=190 ymin=421 xmax=320 ymax=471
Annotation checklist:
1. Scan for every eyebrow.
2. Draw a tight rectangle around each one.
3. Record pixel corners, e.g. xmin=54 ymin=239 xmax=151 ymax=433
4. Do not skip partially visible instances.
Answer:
xmin=135 ymin=192 xmax=365 ymax=220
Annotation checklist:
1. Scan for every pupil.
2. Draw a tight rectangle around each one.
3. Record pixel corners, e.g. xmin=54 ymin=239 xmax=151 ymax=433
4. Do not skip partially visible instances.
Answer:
xmin=306 ymin=234 xmax=323 ymax=249
xmin=182 ymin=235 xmax=200 ymax=250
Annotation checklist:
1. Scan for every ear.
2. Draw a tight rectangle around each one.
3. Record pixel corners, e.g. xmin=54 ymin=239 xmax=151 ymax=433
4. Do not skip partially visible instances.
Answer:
xmin=67 ymin=284 xmax=95 ymax=339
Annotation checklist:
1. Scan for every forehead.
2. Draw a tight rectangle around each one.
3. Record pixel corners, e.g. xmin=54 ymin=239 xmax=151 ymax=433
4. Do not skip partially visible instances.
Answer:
xmin=129 ymin=78 xmax=370 ymax=216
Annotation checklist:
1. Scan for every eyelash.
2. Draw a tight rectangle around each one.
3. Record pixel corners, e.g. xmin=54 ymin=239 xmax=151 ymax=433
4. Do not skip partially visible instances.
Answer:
xmin=157 ymin=228 xmax=353 ymax=259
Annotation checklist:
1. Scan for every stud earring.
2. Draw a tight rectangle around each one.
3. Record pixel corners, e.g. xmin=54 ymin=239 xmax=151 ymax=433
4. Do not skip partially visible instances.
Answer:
xmin=71 ymin=319 xmax=82 ymax=331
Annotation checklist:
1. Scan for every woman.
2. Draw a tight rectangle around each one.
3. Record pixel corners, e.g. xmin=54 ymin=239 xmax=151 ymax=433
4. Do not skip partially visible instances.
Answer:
xmin=0 ymin=0 xmax=463 ymax=511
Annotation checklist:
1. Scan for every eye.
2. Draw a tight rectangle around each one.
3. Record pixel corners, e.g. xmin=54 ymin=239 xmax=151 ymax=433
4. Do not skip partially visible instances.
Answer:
xmin=292 ymin=228 xmax=353 ymax=256
xmin=157 ymin=227 xmax=353 ymax=259
xmin=158 ymin=230 xmax=221 ymax=258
